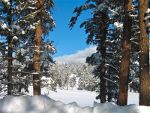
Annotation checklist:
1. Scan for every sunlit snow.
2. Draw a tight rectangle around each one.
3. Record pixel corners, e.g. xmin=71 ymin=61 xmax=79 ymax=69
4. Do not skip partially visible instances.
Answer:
xmin=0 ymin=85 xmax=149 ymax=113
xmin=0 ymin=95 xmax=149 ymax=113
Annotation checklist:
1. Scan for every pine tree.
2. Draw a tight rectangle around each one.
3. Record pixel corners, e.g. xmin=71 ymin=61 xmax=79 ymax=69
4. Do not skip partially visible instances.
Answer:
xmin=31 ymin=0 xmax=44 ymax=95
xmin=0 ymin=0 xmax=55 ymax=95
xmin=118 ymin=0 xmax=133 ymax=106
xmin=138 ymin=0 xmax=150 ymax=106
xmin=32 ymin=0 xmax=55 ymax=95
xmin=70 ymin=0 xmax=122 ymax=103
xmin=70 ymin=0 xmax=109 ymax=103
xmin=7 ymin=0 xmax=13 ymax=95
xmin=33 ymin=23 xmax=42 ymax=95
xmin=0 ymin=0 xmax=20 ymax=95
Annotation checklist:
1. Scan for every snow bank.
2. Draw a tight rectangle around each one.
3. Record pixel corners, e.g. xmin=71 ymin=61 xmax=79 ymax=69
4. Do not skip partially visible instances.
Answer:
xmin=43 ymin=89 xmax=99 ymax=107
xmin=0 ymin=95 xmax=149 ymax=113
xmin=27 ymin=86 xmax=99 ymax=107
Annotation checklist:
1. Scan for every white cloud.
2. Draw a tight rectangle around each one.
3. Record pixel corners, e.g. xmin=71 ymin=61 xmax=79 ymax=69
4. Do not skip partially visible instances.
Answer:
xmin=54 ymin=46 xmax=96 ymax=64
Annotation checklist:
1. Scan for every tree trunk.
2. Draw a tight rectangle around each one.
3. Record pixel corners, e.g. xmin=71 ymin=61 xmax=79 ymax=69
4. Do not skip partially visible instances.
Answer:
xmin=32 ymin=0 xmax=45 ymax=95
xmin=118 ymin=0 xmax=132 ymax=106
xmin=100 ymin=42 xmax=106 ymax=103
xmin=7 ymin=39 xmax=13 ymax=95
xmin=100 ymin=73 xmax=106 ymax=103
xmin=96 ymin=30 xmax=107 ymax=103
xmin=138 ymin=0 xmax=150 ymax=106
xmin=95 ymin=12 xmax=108 ymax=103
xmin=33 ymin=23 xmax=42 ymax=95
xmin=7 ymin=0 xmax=13 ymax=95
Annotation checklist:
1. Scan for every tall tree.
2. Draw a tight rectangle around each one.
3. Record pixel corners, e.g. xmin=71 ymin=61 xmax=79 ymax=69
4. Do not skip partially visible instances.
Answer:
xmin=32 ymin=0 xmax=43 ymax=95
xmin=32 ymin=0 xmax=55 ymax=95
xmin=70 ymin=1 xmax=110 ymax=103
xmin=138 ymin=0 xmax=150 ymax=106
xmin=94 ymin=11 xmax=108 ymax=103
xmin=118 ymin=0 xmax=133 ymax=106
xmin=70 ymin=0 xmax=127 ymax=103
xmin=33 ymin=23 xmax=42 ymax=95
xmin=0 ymin=0 xmax=19 ymax=95
xmin=7 ymin=0 xmax=13 ymax=95
xmin=0 ymin=0 xmax=55 ymax=95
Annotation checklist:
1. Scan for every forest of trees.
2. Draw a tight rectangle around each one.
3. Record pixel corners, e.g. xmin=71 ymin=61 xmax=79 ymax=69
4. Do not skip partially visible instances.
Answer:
xmin=0 ymin=0 xmax=150 ymax=106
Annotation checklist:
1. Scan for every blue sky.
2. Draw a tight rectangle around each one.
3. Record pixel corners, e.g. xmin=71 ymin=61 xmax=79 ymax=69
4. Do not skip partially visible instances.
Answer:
xmin=48 ymin=0 xmax=92 ymax=57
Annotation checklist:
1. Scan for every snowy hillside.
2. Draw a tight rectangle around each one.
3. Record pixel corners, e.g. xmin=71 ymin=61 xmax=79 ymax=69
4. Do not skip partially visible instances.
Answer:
xmin=0 ymin=95 xmax=150 ymax=113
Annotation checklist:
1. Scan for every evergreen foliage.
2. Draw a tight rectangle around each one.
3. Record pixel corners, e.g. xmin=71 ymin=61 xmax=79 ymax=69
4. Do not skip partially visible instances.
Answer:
xmin=0 ymin=0 xmax=55 ymax=95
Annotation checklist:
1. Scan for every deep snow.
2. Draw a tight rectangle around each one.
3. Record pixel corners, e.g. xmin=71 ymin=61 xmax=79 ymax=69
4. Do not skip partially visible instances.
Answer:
xmin=0 ymin=86 xmax=150 ymax=113
xmin=27 ymin=86 xmax=139 ymax=107
xmin=0 ymin=95 xmax=149 ymax=113
xmin=42 ymin=89 xmax=100 ymax=107
xmin=27 ymin=86 xmax=99 ymax=107
xmin=0 ymin=86 xmax=149 ymax=113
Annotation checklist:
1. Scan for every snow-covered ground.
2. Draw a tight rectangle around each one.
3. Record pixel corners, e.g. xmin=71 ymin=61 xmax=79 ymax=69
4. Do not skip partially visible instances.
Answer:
xmin=0 ymin=95 xmax=149 ymax=113
xmin=28 ymin=86 xmax=99 ymax=107
xmin=43 ymin=89 xmax=99 ymax=107
xmin=128 ymin=91 xmax=139 ymax=105
xmin=0 ymin=87 xmax=149 ymax=113
xmin=25 ymin=86 xmax=140 ymax=107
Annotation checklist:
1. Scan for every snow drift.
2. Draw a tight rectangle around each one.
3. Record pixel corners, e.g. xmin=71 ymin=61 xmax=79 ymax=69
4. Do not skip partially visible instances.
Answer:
xmin=0 ymin=95 xmax=149 ymax=113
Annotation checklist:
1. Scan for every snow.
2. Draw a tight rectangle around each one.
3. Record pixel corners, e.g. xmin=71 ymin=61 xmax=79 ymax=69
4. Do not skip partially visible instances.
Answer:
xmin=0 ymin=95 xmax=149 ymax=113
xmin=31 ymin=72 xmax=40 ymax=75
xmin=2 ymin=0 xmax=10 ymax=5
xmin=108 ymin=8 xmax=119 ymax=16
xmin=145 ymin=8 xmax=150 ymax=20
xmin=144 ymin=15 xmax=150 ymax=21
xmin=27 ymin=86 xmax=99 ymax=107
xmin=0 ymin=23 xmax=7 ymax=30
xmin=2 ymin=0 xmax=9 ymax=3
xmin=29 ymin=25 xmax=36 ymax=30
xmin=21 ymin=30 xmax=25 ymax=34
xmin=128 ymin=91 xmax=139 ymax=105
xmin=129 ymin=14 xmax=138 ymax=18
xmin=44 ymin=89 xmax=99 ymax=107
xmin=114 ymin=22 xmax=123 ymax=29
xmin=0 ymin=86 xmax=149 ymax=113
xmin=12 ymin=36 xmax=18 ymax=41
xmin=146 ymin=8 xmax=150 ymax=14
xmin=26 ymin=86 xmax=140 ymax=107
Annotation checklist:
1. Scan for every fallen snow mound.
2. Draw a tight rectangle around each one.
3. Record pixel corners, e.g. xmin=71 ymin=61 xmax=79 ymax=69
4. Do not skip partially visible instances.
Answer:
xmin=0 ymin=95 xmax=149 ymax=113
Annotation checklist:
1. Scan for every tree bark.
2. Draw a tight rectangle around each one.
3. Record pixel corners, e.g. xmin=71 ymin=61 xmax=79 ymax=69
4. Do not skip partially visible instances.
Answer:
xmin=32 ymin=0 xmax=45 ymax=95
xmin=100 ymin=41 xmax=106 ymax=103
xmin=118 ymin=0 xmax=132 ymax=106
xmin=138 ymin=0 xmax=150 ymax=106
xmin=33 ymin=24 xmax=42 ymax=95
xmin=7 ymin=0 xmax=13 ymax=95
xmin=100 ymin=72 xmax=106 ymax=103
xmin=7 ymin=39 xmax=13 ymax=95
